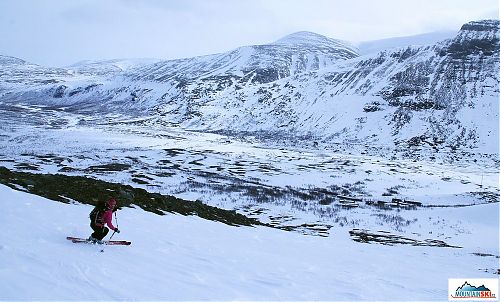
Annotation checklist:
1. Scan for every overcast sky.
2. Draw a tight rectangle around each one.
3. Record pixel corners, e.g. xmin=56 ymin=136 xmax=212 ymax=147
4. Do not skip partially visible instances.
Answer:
xmin=0 ymin=0 xmax=497 ymax=67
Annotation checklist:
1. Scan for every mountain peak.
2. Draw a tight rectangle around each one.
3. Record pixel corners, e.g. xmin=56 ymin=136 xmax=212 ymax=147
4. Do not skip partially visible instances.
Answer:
xmin=273 ymin=31 xmax=352 ymax=47
xmin=449 ymin=19 xmax=499 ymax=52
xmin=271 ymin=31 xmax=359 ymax=56
xmin=0 ymin=55 xmax=28 ymax=66
xmin=273 ymin=31 xmax=332 ymax=44
xmin=460 ymin=19 xmax=500 ymax=32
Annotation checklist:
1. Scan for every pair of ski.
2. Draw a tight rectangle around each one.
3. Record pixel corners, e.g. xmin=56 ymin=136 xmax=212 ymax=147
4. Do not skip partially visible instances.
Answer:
xmin=66 ymin=236 xmax=131 ymax=246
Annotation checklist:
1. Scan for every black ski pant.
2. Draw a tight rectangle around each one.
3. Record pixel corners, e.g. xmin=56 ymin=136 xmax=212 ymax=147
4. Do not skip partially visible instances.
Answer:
xmin=90 ymin=222 xmax=109 ymax=240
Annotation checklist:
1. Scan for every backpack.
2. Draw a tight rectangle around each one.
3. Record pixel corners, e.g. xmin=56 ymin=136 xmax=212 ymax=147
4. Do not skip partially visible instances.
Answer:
xmin=89 ymin=202 xmax=107 ymax=225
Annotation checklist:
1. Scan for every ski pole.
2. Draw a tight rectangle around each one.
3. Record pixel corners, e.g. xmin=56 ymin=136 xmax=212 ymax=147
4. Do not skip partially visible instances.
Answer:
xmin=101 ymin=211 xmax=119 ymax=253
xmin=108 ymin=212 xmax=119 ymax=241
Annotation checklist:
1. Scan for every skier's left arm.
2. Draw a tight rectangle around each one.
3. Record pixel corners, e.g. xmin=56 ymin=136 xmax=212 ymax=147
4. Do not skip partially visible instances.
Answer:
xmin=103 ymin=211 xmax=119 ymax=232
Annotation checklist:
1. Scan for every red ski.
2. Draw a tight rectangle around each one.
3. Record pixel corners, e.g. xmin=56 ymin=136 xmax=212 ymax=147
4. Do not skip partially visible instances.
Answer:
xmin=66 ymin=236 xmax=131 ymax=245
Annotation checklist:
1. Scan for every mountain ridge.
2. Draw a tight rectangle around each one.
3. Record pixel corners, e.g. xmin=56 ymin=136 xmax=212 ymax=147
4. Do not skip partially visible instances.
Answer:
xmin=0 ymin=19 xmax=498 ymax=158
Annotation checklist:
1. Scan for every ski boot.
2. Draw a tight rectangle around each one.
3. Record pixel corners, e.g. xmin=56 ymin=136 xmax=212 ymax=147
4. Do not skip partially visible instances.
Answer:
xmin=88 ymin=236 xmax=104 ymax=245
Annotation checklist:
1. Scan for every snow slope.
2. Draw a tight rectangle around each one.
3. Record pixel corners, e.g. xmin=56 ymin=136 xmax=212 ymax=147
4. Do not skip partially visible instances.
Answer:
xmin=0 ymin=184 xmax=498 ymax=300
xmin=357 ymin=30 xmax=457 ymax=55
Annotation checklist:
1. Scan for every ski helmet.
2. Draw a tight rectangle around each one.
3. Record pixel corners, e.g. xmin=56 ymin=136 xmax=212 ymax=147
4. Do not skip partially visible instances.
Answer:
xmin=107 ymin=198 xmax=117 ymax=208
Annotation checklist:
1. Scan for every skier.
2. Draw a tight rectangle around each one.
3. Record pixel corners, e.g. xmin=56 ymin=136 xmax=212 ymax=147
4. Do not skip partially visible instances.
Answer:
xmin=88 ymin=198 xmax=121 ymax=243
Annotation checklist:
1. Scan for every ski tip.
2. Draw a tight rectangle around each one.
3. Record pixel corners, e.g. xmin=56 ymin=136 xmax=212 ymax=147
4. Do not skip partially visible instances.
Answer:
xmin=106 ymin=241 xmax=132 ymax=246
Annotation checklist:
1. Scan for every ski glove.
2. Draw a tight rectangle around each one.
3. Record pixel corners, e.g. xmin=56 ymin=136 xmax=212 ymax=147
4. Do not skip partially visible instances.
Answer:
xmin=115 ymin=228 xmax=120 ymax=233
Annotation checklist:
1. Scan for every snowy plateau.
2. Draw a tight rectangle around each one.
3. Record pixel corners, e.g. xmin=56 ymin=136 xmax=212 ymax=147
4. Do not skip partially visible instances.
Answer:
xmin=0 ymin=20 xmax=499 ymax=300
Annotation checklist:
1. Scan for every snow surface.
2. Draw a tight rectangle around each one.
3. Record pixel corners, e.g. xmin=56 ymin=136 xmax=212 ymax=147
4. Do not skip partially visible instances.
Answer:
xmin=356 ymin=30 xmax=457 ymax=55
xmin=67 ymin=58 xmax=161 ymax=70
xmin=0 ymin=184 xmax=498 ymax=300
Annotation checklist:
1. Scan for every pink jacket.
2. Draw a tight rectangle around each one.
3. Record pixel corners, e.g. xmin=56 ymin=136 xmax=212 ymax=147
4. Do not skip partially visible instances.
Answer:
xmin=101 ymin=210 xmax=118 ymax=231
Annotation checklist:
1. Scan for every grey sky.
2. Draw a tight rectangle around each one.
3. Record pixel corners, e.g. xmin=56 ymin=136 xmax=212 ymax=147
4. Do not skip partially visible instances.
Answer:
xmin=0 ymin=0 xmax=497 ymax=67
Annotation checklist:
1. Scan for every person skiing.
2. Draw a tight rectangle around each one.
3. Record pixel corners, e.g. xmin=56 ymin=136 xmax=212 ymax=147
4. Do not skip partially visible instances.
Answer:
xmin=88 ymin=198 xmax=120 ymax=243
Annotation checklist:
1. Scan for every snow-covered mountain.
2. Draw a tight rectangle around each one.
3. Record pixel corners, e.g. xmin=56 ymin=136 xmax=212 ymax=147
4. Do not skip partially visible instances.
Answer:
xmin=357 ymin=30 xmax=457 ymax=55
xmin=0 ymin=20 xmax=498 ymax=156
xmin=66 ymin=58 xmax=162 ymax=76
xmin=125 ymin=31 xmax=358 ymax=85
xmin=0 ymin=55 xmax=73 ymax=89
